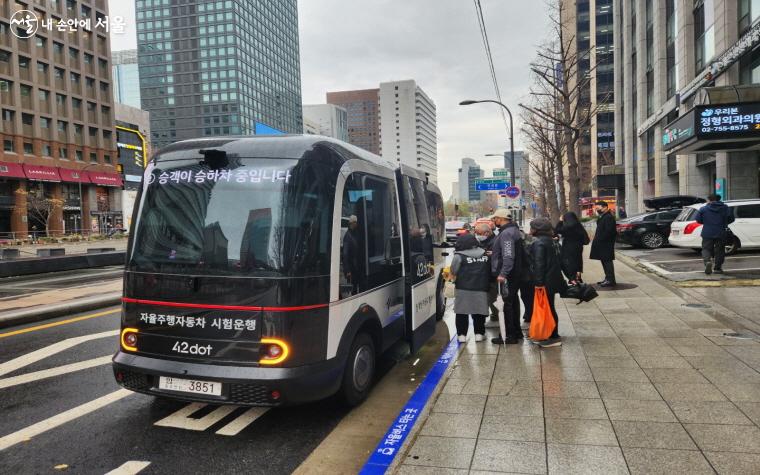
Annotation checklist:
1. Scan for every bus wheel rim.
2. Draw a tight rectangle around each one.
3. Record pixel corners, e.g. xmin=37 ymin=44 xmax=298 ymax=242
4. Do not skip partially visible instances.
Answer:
xmin=353 ymin=345 xmax=373 ymax=390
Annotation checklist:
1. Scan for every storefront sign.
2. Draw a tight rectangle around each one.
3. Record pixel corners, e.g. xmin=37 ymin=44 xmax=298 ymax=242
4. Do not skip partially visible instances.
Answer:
xmin=637 ymin=96 xmax=678 ymax=137
xmin=662 ymin=101 xmax=760 ymax=152
xmin=0 ymin=161 xmax=25 ymax=179
xmin=23 ymin=164 xmax=61 ymax=182
xmin=58 ymin=168 xmax=91 ymax=183
xmin=662 ymin=110 xmax=696 ymax=150
xmin=90 ymin=172 xmax=124 ymax=187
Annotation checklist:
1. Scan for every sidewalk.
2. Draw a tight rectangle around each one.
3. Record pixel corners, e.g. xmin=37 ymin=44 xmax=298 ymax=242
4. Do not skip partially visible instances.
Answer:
xmin=394 ymin=255 xmax=760 ymax=474
xmin=1 ymin=238 xmax=128 ymax=259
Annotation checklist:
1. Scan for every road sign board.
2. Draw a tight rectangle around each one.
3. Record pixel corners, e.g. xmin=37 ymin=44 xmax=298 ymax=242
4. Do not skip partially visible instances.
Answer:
xmin=505 ymin=186 xmax=521 ymax=199
xmin=476 ymin=182 xmax=507 ymax=191
xmin=475 ymin=177 xmax=509 ymax=184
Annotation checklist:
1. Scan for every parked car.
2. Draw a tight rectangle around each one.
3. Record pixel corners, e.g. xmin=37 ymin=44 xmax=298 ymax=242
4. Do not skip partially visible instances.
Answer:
xmin=643 ymin=195 xmax=705 ymax=210
xmin=445 ymin=220 xmax=470 ymax=243
xmin=616 ymin=208 xmax=683 ymax=249
xmin=669 ymin=199 xmax=760 ymax=255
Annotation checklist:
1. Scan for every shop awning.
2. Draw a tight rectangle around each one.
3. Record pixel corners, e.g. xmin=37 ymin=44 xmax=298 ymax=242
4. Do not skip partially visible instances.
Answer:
xmin=23 ymin=164 xmax=61 ymax=182
xmin=89 ymin=172 xmax=123 ymax=187
xmin=59 ymin=168 xmax=91 ymax=183
xmin=0 ymin=161 xmax=25 ymax=179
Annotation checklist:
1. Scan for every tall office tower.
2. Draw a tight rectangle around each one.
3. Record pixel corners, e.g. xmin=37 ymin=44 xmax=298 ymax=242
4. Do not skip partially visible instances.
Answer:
xmin=326 ymin=88 xmax=381 ymax=155
xmin=302 ymin=104 xmax=348 ymax=141
xmin=561 ymin=0 xmax=616 ymax=197
xmin=136 ymin=0 xmax=302 ymax=149
xmin=112 ymin=49 xmax=141 ymax=109
xmin=458 ymin=158 xmax=484 ymax=203
xmin=615 ymin=0 xmax=760 ymax=214
xmin=379 ymin=80 xmax=438 ymax=183
xmin=0 ymin=0 xmax=122 ymax=237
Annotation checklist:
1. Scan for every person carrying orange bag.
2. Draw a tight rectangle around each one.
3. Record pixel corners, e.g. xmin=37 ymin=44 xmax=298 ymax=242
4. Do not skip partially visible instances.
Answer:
xmin=527 ymin=218 xmax=568 ymax=348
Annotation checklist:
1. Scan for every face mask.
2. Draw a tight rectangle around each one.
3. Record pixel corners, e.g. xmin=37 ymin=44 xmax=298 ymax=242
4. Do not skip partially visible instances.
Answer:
xmin=475 ymin=235 xmax=486 ymax=242
xmin=420 ymin=230 xmax=427 ymax=238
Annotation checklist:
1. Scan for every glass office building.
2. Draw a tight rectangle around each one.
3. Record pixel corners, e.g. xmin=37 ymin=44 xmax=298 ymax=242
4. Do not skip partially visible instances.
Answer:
xmin=112 ymin=50 xmax=141 ymax=109
xmin=136 ymin=0 xmax=302 ymax=149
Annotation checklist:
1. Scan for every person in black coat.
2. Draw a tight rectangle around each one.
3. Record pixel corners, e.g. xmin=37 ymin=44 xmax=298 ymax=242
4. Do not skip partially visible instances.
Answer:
xmin=590 ymin=201 xmax=617 ymax=287
xmin=555 ymin=211 xmax=589 ymax=284
xmin=529 ymin=218 xmax=567 ymax=348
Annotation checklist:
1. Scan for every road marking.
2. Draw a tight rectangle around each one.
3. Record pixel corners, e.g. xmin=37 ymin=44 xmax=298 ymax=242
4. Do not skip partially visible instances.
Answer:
xmin=0 ymin=389 xmax=131 ymax=451
xmin=104 ymin=461 xmax=151 ymax=475
xmin=664 ymin=267 xmax=760 ymax=274
xmin=215 ymin=407 xmax=269 ymax=436
xmin=650 ymin=255 xmax=760 ymax=264
xmin=0 ymin=309 xmax=120 ymax=339
xmin=0 ymin=330 xmax=118 ymax=377
xmin=154 ymin=403 xmax=237 ymax=431
xmin=0 ymin=355 xmax=112 ymax=389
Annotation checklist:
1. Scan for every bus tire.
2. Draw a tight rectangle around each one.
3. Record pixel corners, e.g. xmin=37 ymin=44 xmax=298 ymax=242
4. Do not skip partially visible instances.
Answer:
xmin=339 ymin=332 xmax=375 ymax=407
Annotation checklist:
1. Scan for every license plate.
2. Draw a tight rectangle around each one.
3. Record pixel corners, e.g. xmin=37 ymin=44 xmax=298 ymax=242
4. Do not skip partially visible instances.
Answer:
xmin=158 ymin=376 xmax=222 ymax=396
xmin=672 ymin=230 xmax=680 ymax=236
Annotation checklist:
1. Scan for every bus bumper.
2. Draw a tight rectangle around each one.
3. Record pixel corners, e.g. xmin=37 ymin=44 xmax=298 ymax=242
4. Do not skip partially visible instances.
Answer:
xmin=112 ymin=351 xmax=345 ymax=406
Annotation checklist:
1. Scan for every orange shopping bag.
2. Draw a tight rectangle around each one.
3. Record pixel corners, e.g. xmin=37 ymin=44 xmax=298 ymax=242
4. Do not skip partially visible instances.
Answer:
xmin=529 ymin=287 xmax=556 ymax=341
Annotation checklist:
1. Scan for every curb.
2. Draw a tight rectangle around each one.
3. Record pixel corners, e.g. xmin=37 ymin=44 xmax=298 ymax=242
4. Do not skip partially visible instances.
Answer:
xmin=616 ymin=252 xmax=760 ymax=287
xmin=0 ymin=292 xmax=122 ymax=329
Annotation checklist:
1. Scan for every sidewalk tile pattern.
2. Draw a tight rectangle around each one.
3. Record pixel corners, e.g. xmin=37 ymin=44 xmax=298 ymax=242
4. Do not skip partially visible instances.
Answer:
xmin=396 ymin=257 xmax=760 ymax=474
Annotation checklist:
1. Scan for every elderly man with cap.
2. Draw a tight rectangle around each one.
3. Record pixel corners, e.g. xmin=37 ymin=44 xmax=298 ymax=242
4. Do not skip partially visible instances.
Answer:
xmin=490 ymin=209 xmax=528 ymax=344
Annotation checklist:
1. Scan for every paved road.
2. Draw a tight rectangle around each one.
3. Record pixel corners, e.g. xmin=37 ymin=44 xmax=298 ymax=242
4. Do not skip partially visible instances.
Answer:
xmin=0 ymin=305 xmax=451 ymax=474
xmin=616 ymin=245 xmax=760 ymax=281
xmin=0 ymin=266 xmax=124 ymax=299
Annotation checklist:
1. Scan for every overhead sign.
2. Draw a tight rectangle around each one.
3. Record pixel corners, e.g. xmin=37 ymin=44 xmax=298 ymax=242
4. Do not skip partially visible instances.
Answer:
xmin=505 ymin=186 xmax=521 ymax=199
xmin=475 ymin=177 xmax=509 ymax=191
xmin=662 ymin=101 xmax=760 ymax=152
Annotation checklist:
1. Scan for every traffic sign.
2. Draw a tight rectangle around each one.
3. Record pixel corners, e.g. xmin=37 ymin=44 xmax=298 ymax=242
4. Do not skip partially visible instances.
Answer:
xmin=475 ymin=178 xmax=510 ymax=191
xmin=505 ymin=186 xmax=521 ymax=199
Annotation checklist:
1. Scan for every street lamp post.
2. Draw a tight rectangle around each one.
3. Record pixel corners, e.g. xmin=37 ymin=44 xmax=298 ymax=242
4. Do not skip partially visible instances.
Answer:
xmin=459 ymin=99 xmax=515 ymax=191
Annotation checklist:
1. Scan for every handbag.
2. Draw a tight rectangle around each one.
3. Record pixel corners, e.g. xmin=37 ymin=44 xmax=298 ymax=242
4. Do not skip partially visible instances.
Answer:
xmin=561 ymin=282 xmax=598 ymax=304
xmin=444 ymin=280 xmax=456 ymax=299
xmin=529 ymin=287 xmax=556 ymax=341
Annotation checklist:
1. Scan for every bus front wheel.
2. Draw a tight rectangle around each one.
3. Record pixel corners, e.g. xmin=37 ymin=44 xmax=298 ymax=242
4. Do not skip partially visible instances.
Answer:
xmin=339 ymin=332 xmax=376 ymax=406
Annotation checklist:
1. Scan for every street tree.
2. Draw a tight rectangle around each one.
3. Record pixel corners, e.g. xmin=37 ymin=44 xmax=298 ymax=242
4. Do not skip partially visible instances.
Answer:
xmin=19 ymin=187 xmax=64 ymax=237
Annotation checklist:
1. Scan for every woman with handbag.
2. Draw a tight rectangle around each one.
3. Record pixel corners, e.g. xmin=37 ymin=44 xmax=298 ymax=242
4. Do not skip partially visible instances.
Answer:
xmin=554 ymin=211 xmax=589 ymax=285
xmin=449 ymin=234 xmax=490 ymax=343
xmin=529 ymin=218 xmax=567 ymax=348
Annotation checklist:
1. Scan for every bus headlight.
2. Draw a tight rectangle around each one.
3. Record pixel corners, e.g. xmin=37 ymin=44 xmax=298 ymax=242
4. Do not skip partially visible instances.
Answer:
xmin=259 ymin=338 xmax=289 ymax=365
xmin=121 ymin=327 xmax=139 ymax=352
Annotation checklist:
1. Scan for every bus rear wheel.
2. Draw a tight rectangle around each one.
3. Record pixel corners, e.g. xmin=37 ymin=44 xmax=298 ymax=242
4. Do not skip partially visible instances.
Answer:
xmin=339 ymin=332 xmax=376 ymax=406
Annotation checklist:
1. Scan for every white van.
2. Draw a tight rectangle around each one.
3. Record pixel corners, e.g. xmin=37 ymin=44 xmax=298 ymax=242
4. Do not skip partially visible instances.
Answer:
xmin=669 ymin=199 xmax=760 ymax=255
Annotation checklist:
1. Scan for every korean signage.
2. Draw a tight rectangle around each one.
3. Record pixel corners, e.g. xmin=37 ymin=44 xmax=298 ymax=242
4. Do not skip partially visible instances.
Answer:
xmin=475 ymin=177 xmax=510 ymax=191
xmin=10 ymin=9 xmax=125 ymax=39
xmin=662 ymin=101 xmax=760 ymax=152
xmin=148 ymin=167 xmax=293 ymax=186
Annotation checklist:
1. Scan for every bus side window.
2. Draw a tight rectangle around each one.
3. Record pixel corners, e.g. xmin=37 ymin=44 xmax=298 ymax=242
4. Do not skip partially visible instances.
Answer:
xmin=425 ymin=189 xmax=445 ymax=245
xmin=340 ymin=175 xmax=367 ymax=299
xmin=362 ymin=175 xmax=402 ymax=288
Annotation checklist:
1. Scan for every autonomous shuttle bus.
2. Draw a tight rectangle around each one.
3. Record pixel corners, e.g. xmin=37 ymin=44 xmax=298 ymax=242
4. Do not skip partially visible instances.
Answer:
xmin=113 ymin=135 xmax=447 ymax=406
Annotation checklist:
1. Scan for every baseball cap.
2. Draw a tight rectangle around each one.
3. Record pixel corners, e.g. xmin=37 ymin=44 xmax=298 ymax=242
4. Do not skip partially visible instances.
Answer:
xmin=490 ymin=209 xmax=512 ymax=220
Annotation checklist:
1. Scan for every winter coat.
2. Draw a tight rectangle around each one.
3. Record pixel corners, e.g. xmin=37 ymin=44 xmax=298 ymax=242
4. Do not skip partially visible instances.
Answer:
xmin=530 ymin=235 xmax=568 ymax=294
xmin=491 ymin=223 xmax=529 ymax=281
xmin=695 ymin=201 xmax=735 ymax=239
xmin=555 ymin=220 xmax=588 ymax=278
xmin=450 ymin=247 xmax=490 ymax=316
xmin=590 ymin=211 xmax=616 ymax=261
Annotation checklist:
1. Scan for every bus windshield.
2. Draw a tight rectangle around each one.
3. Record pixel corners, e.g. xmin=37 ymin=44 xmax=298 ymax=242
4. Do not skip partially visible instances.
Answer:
xmin=128 ymin=157 xmax=335 ymax=277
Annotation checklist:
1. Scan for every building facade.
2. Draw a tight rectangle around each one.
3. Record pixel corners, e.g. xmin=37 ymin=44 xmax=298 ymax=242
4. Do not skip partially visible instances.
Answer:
xmin=379 ymin=80 xmax=438 ymax=183
xmin=0 ymin=0 xmax=121 ymax=238
xmin=112 ymin=49 xmax=141 ymax=109
xmin=561 ymin=0 xmax=616 ymax=198
xmin=136 ymin=0 xmax=302 ymax=149
xmin=458 ymin=158 xmax=484 ymax=203
xmin=302 ymin=103 xmax=348 ymax=141
xmin=615 ymin=0 xmax=760 ymax=214
xmin=326 ymin=88 xmax=381 ymax=155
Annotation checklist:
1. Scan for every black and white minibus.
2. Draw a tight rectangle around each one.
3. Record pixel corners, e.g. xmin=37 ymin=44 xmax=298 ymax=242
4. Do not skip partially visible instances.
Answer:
xmin=113 ymin=135 xmax=447 ymax=406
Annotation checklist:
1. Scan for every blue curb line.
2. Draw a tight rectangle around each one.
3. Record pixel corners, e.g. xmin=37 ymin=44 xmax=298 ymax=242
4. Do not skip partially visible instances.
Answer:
xmin=359 ymin=336 xmax=461 ymax=475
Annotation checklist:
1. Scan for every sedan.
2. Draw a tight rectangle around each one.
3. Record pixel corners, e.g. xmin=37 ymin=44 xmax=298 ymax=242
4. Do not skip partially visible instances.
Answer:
xmin=616 ymin=208 xmax=683 ymax=249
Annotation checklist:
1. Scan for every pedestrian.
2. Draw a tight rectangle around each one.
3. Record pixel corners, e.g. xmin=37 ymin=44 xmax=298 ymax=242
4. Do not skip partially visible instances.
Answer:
xmin=342 ymin=215 xmax=363 ymax=294
xmin=619 ymin=206 xmax=627 ymax=219
xmin=449 ymin=233 xmax=490 ymax=343
xmin=590 ymin=201 xmax=617 ymax=287
xmin=555 ymin=211 xmax=590 ymax=284
xmin=529 ymin=218 xmax=567 ymax=348
xmin=489 ymin=209 xmax=528 ymax=344
xmin=474 ymin=222 xmax=499 ymax=323
xmin=695 ymin=193 xmax=734 ymax=275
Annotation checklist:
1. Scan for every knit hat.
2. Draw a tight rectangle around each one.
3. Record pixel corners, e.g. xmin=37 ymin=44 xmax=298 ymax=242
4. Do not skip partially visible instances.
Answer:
xmin=530 ymin=217 xmax=553 ymax=235
xmin=454 ymin=233 xmax=479 ymax=251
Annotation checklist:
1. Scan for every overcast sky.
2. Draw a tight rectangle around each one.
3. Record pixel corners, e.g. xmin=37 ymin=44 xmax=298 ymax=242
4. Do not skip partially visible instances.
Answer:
xmin=108 ymin=1 xmax=552 ymax=200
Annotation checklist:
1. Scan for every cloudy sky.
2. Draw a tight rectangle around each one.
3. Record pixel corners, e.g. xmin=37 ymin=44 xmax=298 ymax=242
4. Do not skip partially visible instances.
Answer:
xmin=108 ymin=1 xmax=552 ymax=199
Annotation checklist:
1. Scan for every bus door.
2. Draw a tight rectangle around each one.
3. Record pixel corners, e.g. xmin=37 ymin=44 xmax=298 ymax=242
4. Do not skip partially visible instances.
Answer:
xmin=399 ymin=174 xmax=437 ymax=353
